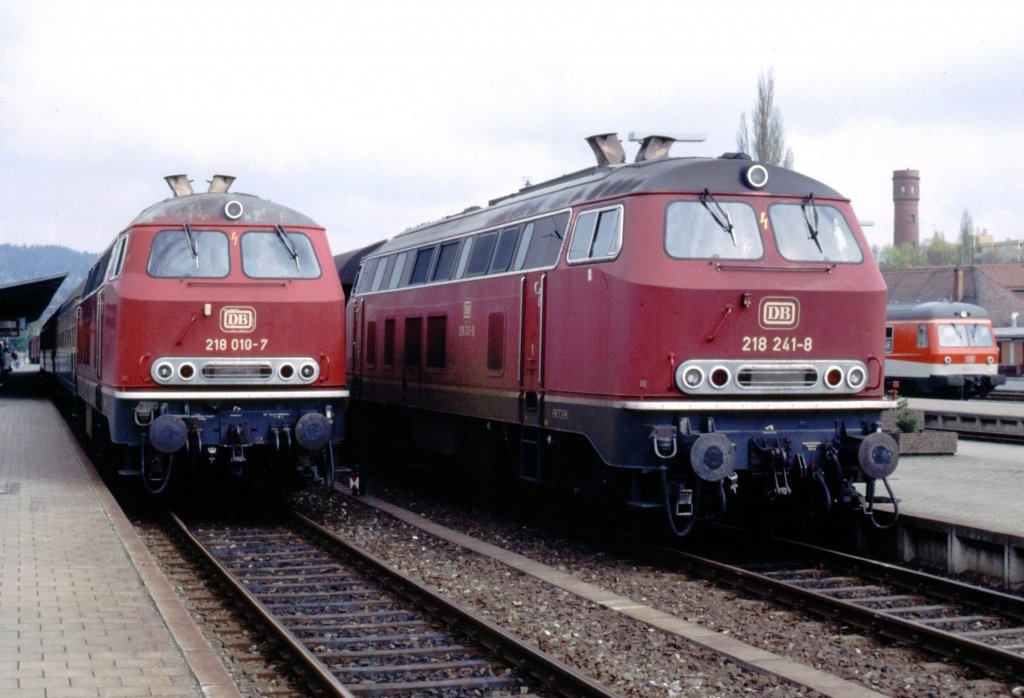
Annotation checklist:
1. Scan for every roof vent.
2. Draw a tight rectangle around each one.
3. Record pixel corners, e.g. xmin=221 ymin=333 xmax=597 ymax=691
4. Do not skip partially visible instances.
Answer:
xmin=164 ymin=174 xmax=193 ymax=198
xmin=585 ymin=133 xmax=626 ymax=166
xmin=208 ymin=175 xmax=236 ymax=193
xmin=629 ymin=132 xmax=706 ymax=163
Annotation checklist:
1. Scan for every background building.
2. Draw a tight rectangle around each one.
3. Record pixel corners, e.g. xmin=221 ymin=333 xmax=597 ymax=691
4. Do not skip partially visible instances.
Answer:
xmin=892 ymin=169 xmax=920 ymax=248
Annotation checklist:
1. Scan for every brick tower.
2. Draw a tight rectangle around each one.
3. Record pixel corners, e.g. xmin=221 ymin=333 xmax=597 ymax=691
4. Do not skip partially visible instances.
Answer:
xmin=892 ymin=169 xmax=920 ymax=248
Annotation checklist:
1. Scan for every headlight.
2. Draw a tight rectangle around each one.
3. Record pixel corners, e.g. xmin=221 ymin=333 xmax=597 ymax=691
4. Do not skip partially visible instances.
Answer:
xmin=709 ymin=366 xmax=731 ymax=389
xmin=824 ymin=366 xmax=844 ymax=389
xmin=682 ymin=366 xmax=704 ymax=389
xmin=846 ymin=366 xmax=867 ymax=390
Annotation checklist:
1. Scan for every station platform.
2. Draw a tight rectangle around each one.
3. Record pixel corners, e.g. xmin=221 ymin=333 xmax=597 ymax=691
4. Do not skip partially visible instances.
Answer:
xmin=889 ymin=438 xmax=1024 ymax=538
xmin=880 ymin=428 xmax=1024 ymax=588
xmin=0 ymin=369 xmax=240 ymax=697
xmin=905 ymin=379 xmax=1024 ymax=440
xmin=898 ymin=391 xmax=1024 ymax=537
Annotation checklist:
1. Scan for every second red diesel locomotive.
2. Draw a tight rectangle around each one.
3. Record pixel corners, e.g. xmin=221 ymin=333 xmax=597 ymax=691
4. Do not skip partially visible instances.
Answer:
xmin=39 ymin=175 xmax=347 ymax=493
xmin=342 ymin=134 xmax=901 ymax=535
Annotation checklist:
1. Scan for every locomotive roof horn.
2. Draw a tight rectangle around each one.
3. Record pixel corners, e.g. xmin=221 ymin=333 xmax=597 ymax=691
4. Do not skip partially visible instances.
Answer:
xmin=585 ymin=133 xmax=626 ymax=166
xmin=208 ymin=175 xmax=236 ymax=193
xmin=164 ymin=174 xmax=193 ymax=198
xmin=629 ymin=132 xmax=706 ymax=163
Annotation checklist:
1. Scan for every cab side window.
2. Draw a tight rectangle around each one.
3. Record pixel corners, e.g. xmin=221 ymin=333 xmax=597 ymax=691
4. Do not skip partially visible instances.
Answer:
xmin=568 ymin=206 xmax=622 ymax=263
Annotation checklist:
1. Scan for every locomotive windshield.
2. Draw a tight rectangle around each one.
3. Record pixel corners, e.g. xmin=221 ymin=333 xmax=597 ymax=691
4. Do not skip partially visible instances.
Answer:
xmin=665 ymin=201 xmax=762 ymax=260
xmin=937 ymin=323 xmax=995 ymax=348
xmin=147 ymin=229 xmax=230 ymax=277
xmin=769 ymin=204 xmax=863 ymax=263
xmin=241 ymin=230 xmax=321 ymax=279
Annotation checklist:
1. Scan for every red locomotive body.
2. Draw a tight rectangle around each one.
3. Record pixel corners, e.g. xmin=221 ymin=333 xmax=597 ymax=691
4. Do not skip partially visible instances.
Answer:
xmin=42 ymin=176 xmax=347 ymax=492
xmin=885 ymin=301 xmax=1004 ymax=398
xmin=343 ymin=135 xmax=899 ymax=534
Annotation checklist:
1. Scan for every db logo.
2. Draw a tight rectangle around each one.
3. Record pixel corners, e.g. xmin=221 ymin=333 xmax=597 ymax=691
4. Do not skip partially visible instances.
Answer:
xmin=758 ymin=297 xmax=799 ymax=329
xmin=220 ymin=306 xmax=256 ymax=333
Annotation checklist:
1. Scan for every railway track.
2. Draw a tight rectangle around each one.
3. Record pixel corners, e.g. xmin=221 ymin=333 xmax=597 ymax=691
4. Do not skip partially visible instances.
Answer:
xmin=983 ymin=390 xmax=1024 ymax=402
xmin=661 ymin=533 xmax=1024 ymax=682
xmin=169 ymin=510 xmax=616 ymax=697
xmin=305 ymin=485 xmax=1024 ymax=694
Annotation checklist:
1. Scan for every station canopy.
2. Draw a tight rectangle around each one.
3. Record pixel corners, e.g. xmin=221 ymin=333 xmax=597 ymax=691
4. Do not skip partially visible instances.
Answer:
xmin=0 ymin=273 xmax=68 ymax=337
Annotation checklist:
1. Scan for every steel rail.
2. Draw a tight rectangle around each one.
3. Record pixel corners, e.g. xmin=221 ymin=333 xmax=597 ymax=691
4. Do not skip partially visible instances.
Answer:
xmin=292 ymin=510 xmax=621 ymax=698
xmin=654 ymin=535 xmax=1024 ymax=682
xmin=168 ymin=512 xmax=355 ymax=697
xmin=170 ymin=510 xmax=618 ymax=697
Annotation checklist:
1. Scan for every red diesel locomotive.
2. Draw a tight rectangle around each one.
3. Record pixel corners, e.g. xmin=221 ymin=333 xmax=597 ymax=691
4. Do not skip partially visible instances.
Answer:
xmin=39 ymin=175 xmax=347 ymax=493
xmin=342 ymin=134 xmax=900 ymax=535
xmin=885 ymin=300 xmax=1005 ymax=399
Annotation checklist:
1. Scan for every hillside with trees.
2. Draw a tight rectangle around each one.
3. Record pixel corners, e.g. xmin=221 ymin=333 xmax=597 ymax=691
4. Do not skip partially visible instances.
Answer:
xmin=0 ymin=243 xmax=94 ymax=288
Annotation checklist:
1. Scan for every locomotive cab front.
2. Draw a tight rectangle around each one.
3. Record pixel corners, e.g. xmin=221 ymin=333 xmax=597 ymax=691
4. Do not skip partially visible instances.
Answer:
xmin=539 ymin=156 xmax=901 ymax=534
xmin=73 ymin=177 xmax=348 ymax=493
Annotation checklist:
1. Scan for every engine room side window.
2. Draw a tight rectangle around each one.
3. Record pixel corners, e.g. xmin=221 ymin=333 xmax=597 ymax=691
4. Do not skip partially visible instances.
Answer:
xmin=454 ymin=240 xmax=473 ymax=278
xmin=464 ymin=232 xmax=497 ymax=277
xmin=148 ymin=229 xmax=230 ymax=278
xmin=388 ymin=252 xmax=408 ymax=289
xmin=353 ymin=258 xmax=377 ymax=295
xmin=490 ymin=227 xmax=520 ymax=273
xmin=769 ymin=203 xmax=864 ymax=263
xmin=240 ymin=231 xmax=321 ymax=279
xmin=431 ymin=241 xmax=461 ymax=282
xmin=370 ymin=256 xmax=389 ymax=291
xmin=512 ymin=223 xmax=534 ymax=271
xmin=664 ymin=201 xmax=761 ymax=260
xmin=885 ymin=326 xmax=893 ymax=352
xmin=568 ymin=206 xmax=622 ymax=263
xmin=407 ymin=247 xmax=435 ymax=285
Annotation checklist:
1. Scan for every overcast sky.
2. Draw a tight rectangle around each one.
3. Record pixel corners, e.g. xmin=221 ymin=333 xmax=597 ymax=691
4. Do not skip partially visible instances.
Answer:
xmin=1 ymin=2 xmax=1021 ymax=258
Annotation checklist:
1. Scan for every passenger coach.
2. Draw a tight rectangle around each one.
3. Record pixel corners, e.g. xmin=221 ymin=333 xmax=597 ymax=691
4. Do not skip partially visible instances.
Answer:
xmin=885 ymin=300 xmax=1004 ymax=398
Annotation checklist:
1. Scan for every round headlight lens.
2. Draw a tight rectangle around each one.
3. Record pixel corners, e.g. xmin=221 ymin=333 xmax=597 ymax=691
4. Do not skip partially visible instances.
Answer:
xmin=744 ymin=164 xmax=769 ymax=189
xmin=847 ymin=366 xmax=867 ymax=390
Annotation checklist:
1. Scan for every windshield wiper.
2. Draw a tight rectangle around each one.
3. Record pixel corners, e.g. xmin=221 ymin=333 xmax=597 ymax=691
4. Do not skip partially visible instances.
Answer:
xmin=700 ymin=189 xmax=736 ymax=247
xmin=802 ymin=193 xmax=823 ymax=254
xmin=183 ymin=224 xmax=199 ymax=270
xmin=275 ymin=225 xmax=301 ymax=272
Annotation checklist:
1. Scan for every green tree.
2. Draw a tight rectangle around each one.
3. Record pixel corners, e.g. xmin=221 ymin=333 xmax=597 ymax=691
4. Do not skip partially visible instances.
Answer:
xmin=878 ymin=243 xmax=924 ymax=271
xmin=736 ymin=69 xmax=794 ymax=168
xmin=959 ymin=209 xmax=974 ymax=265
xmin=924 ymin=229 xmax=959 ymax=266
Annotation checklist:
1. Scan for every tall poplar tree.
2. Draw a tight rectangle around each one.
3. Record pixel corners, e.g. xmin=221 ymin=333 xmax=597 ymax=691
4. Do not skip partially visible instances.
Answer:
xmin=736 ymin=69 xmax=794 ymax=168
xmin=959 ymin=209 xmax=974 ymax=265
